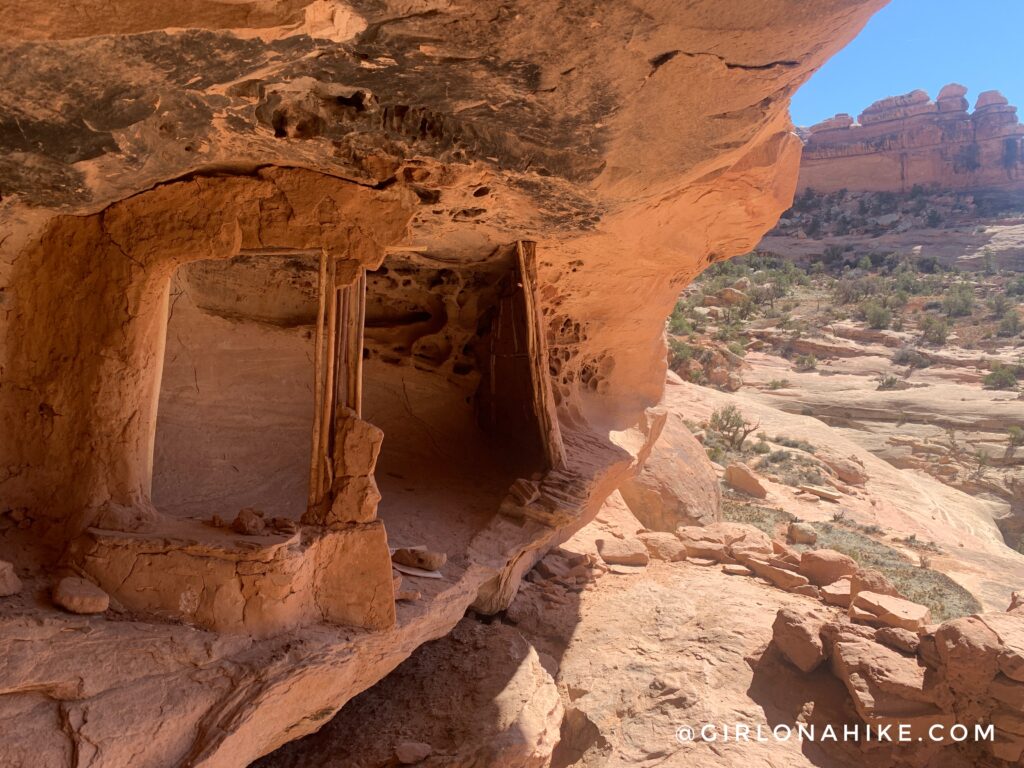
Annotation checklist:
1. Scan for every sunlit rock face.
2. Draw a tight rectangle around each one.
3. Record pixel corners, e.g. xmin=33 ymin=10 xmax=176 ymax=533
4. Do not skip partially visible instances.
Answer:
xmin=0 ymin=2 xmax=885 ymax=766
xmin=800 ymin=85 xmax=1024 ymax=192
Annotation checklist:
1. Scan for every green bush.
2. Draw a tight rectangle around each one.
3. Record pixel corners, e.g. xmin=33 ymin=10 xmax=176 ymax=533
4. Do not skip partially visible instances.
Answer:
xmin=804 ymin=522 xmax=980 ymax=621
xmin=942 ymin=283 xmax=975 ymax=317
xmin=794 ymin=353 xmax=817 ymax=371
xmin=861 ymin=299 xmax=892 ymax=330
xmin=667 ymin=338 xmax=692 ymax=368
xmin=876 ymin=374 xmax=903 ymax=391
xmin=998 ymin=312 xmax=1021 ymax=338
xmin=990 ymin=294 xmax=1012 ymax=318
xmin=984 ymin=364 xmax=1019 ymax=390
xmin=773 ymin=435 xmax=816 ymax=453
xmin=726 ymin=341 xmax=747 ymax=357
xmin=919 ymin=315 xmax=950 ymax=345
xmin=767 ymin=379 xmax=790 ymax=390
xmin=708 ymin=404 xmax=760 ymax=449
xmin=893 ymin=345 xmax=931 ymax=368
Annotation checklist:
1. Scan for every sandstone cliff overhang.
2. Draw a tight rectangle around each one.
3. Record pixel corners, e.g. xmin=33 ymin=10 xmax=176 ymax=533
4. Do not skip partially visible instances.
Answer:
xmin=0 ymin=1 xmax=886 ymax=765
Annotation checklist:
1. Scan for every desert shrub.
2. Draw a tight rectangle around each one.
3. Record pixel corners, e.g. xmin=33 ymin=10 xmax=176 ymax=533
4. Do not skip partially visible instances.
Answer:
xmin=942 ymin=283 xmax=975 ymax=317
xmin=772 ymin=435 xmax=816 ymax=453
xmin=919 ymin=315 xmax=950 ymax=345
xmin=999 ymin=311 xmax=1022 ymax=337
xmin=876 ymin=375 xmax=904 ymax=391
xmin=990 ymin=294 xmax=1012 ymax=318
xmin=767 ymin=379 xmax=790 ymax=390
xmin=721 ymin=501 xmax=793 ymax=536
xmin=760 ymin=451 xmax=825 ymax=487
xmin=892 ymin=345 xmax=931 ymax=368
xmin=804 ymin=523 xmax=980 ymax=621
xmin=708 ymin=405 xmax=760 ymax=449
xmin=668 ymin=312 xmax=692 ymax=336
xmin=794 ymin=353 xmax=817 ymax=371
xmin=752 ymin=441 xmax=771 ymax=455
xmin=1009 ymin=426 xmax=1024 ymax=447
xmin=667 ymin=338 xmax=692 ymax=368
xmin=860 ymin=299 xmax=892 ymax=330
xmin=726 ymin=341 xmax=746 ymax=358
xmin=984 ymin=364 xmax=1019 ymax=390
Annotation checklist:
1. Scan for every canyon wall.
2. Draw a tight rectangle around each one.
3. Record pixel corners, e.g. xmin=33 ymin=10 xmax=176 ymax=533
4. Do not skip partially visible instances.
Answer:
xmin=799 ymin=85 xmax=1024 ymax=193
xmin=0 ymin=1 xmax=888 ymax=765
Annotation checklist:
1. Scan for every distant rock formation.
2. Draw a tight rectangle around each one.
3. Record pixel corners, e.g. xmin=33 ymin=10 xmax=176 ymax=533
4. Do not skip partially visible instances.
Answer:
xmin=798 ymin=85 xmax=1024 ymax=192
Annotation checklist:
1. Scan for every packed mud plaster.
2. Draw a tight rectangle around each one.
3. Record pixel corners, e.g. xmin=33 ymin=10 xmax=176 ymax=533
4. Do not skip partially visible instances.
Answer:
xmin=0 ymin=1 xmax=888 ymax=765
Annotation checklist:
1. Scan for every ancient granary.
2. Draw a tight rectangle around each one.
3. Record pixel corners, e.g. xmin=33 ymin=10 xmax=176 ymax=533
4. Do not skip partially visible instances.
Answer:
xmin=0 ymin=1 xmax=886 ymax=765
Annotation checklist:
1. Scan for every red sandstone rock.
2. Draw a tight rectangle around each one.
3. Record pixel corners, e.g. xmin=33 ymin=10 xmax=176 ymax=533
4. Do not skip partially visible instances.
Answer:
xmin=0 ymin=0 xmax=894 ymax=763
xmin=636 ymin=532 xmax=687 ymax=562
xmin=976 ymin=613 xmax=1024 ymax=683
xmin=934 ymin=616 xmax=1001 ymax=696
xmin=392 ymin=547 xmax=447 ymax=572
xmin=231 ymin=507 xmax=267 ymax=535
xmin=991 ymin=674 xmax=1024 ymax=710
xmin=677 ymin=522 xmax=772 ymax=565
xmin=799 ymin=549 xmax=858 ymax=586
xmin=745 ymin=557 xmax=810 ymax=591
xmin=773 ymin=607 xmax=829 ymax=672
xmin=819 ymin=454 xmax=867 ymax=486
xmin=849 ymin=591 xmax=931 ymax=633
xmin=799 ymin=85 xmax=1024 ymax=193
xmin=395 ymin=741 xmax=432 ymax=764
xmin=620 ymin=413 xmax=721 ymax=532
xmin=875 ymin=627 xmax=920 ymax=655
xmin=850 ymin=569 xmax=901 ymax=600
xmin=786 ymin=521 xmax=816 ymax=544
xmin=830 ymin=635 xmax=951 ymax=736
xmin=596 ymin=538 xmax=649 ymax=567
xmin=0 ymin=561 xmax=22 ymax=597
xmin=53 ymin=577 xmax=109 ymax=614
xmin=721 ymin=564 xmax=752 ymax=577
xmin=820 ymin=577 xmax=853 ymax=608
xmin=724 ymin=463 xmax=767 ymax=498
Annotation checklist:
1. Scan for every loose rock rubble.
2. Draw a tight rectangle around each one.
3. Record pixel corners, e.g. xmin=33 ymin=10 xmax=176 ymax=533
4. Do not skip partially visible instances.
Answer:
xmin=52 ymin=577 xmax=109 ymax=614
xmin=772 ymin=593 xmax=1024 ymax=764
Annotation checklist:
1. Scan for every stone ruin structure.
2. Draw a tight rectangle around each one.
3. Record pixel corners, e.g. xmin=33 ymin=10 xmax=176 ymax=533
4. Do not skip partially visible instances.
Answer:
xmin=0 ymin=1 xmax=888 ymax=765
xmin=798 ymin=85 xmax=1024 ymax=193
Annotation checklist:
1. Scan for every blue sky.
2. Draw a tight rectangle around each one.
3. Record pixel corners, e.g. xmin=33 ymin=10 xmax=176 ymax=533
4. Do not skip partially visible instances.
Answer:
xmin=790 ymin=0 xmax=1024 ymax=127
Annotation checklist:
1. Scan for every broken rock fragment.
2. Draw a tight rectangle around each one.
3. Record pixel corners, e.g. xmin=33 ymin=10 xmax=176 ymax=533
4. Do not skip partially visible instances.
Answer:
xmin=773 ymin=606 xmax=829 ymax=672
xmin=850 ymin=590 xmax=931 ymax=632
xmin=636 ymin=532 xmax=687 ymax=562
xmin=798 ymin=549 xmax=858 ymax=586
xmin=231 ymin=507 xmax=266 ymax=535
xmin=596 ymin=537 xmax=649 ymax=567
xmin=724 ymin=463 xmax=767 ymax=498
xmin=392 ymin=547 xmax=447 ymax=572
xmin=820 ymin=576 xmax=853 ymax=608
xmin=0 ymin=559 xmax=22 ymax=596
xmin=395 ymin=741 xmax=433 ymax=764
xmin=53 ymin=577 xmax=109 ymax=614
xmin=787 ymin=521 xmax=817 ymax=545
